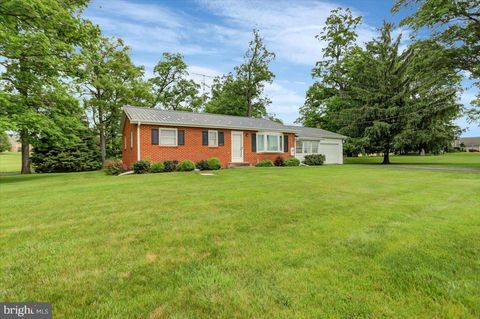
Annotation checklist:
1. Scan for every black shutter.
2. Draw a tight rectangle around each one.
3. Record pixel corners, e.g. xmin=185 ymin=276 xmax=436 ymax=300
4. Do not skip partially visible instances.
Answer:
xmin=178 ymin=130 xmax=185 ymax=145
xmin=218 ymin=131 xmax=224 ymax=146
xmin=151 ymin=128 xmax=158 ymax=145
xmin=283 ymin=134 xmax=288 ymax=152
xmin=251 ymin=133 xmax=256 ymax=152
xmin=202 ymin=130 xmax=208 ymax=145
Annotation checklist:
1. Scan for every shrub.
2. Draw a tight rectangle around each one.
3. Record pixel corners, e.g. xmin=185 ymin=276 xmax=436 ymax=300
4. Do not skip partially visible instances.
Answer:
xmin=207 ymin=157 xmax=221 ymax=170
xmin=0 ymin=132 xmax=11 ymax=152
xmin=303 ymin=154 xmax=325 ymax=165
xmin=284 ymin=158 xmax=300 ymax=166
xmin=177 ymin=160 xmax=195 ymax=171
xmin=163 ymin=160 xmax=178 ymax=172
xmin=132 ymin=160 xmax=150 ymax=174
xmin=149 ymin=161 xmax=164 ymax=173
xmin=104 ymin=159 xmax=126 ymax=175
xmin=196 ymin=160 xmax=210 ymax=171
xmin=274 ymin=156 xmax=284 ymax=166
xmin=256 ymin=160 xmax=274 ymax=167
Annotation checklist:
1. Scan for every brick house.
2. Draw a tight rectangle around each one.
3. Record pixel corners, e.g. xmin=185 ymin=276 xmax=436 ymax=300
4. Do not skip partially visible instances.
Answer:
xmin=121 ymin=106 xmax=345 ymax=168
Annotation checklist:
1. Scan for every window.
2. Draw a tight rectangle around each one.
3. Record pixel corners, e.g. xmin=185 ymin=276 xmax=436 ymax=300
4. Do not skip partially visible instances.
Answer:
xmin=208 ymin=130 xmax=218 ymax=147
xmin=130 ymin=130 xmax=133 ymax=148
xmin=257 ymin=133 xmax=282 ymax=153
xmin=159 ymin=128 xmax=177 ymax=146
xmin=297 ymin=140 xmax=320 ymax=154
xmin=295 ymin=140 xmax=303 ymax=154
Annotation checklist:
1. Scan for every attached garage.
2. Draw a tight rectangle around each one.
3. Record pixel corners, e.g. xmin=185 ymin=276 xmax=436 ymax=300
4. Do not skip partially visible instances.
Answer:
xmin=285 ymin=126 xmax=346 ymax=164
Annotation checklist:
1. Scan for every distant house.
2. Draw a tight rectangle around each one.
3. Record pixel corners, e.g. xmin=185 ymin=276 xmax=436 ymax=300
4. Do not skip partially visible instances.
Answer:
xmin=7 ymin=133 xmax=21 ymax=152
xmin=120 ymin=106 xmax=346 ymax=168
xmin=454 ymin=137 xmax=480 ymax=152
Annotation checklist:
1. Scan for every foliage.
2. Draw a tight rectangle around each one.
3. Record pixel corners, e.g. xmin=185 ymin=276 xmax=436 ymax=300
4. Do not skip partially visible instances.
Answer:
xmin=132 ymin=160 xmax=150 ymax=174
xmin=0 ymin=0 xmax=93 ymax=173
xmin=75 ymin=36 xmax=151 ymax=164
xmin=195 ymin=160 xmax=210 ymax=171
xmin=303 ymin=154 xmax=325 ymax=165
xmin=104 ymin=159 xmax=127 ymax=175
xmin=149 ymin=161 xmax=165 ymax=173
xmin=207 ymin=157 xmax=221 ymax=170
xmin=255 ymin=160 xmax=274 ymax=167
xmin=205 ymin=29 xmax=275 ymax=117
xmin=177 ymin=160 xmax=195 ymax=172
xmin=149 ymin=52 xmax=204 ymax=111
xmin=0 ymin=132 xmax=11 ymax=152
xmin=274 ymin=156 xmax=285 ymax=166
xmin=284 ymin=158 xmax=300 ymax=166
xmin=163 ymin=160 xmax=178 ymax=172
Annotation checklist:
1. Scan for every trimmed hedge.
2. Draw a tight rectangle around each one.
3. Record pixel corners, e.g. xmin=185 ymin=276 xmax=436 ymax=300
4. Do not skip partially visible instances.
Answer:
xmin=207 ymin=157 xmax=221 ymax=170
xmin=256 ymin=160 xmax=274 ymax=167
xmin=177 ymin=160 xmax=195 ymax=171
xmin=149 ymin=161 xmax=165 ymax=173
xmin=133 ymin=160 xmax=150 ymax=174
xmin=284 ymin=158 xmax=300 ymax=166
xmin=303 ymin=154 xmax=325 ymax=165
xmin=274 ymin=156 xmax=284 ymax=166
xmin=163 ymin=160 xmax=178 ymax=172
xmin=196 ymin=160 xmax=210 ymax=171
xmin=104 ymin=159 xmax=127 ymax=175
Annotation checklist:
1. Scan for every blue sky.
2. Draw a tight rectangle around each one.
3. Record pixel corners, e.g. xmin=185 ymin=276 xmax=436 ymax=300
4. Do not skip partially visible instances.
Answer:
xmin=84 ymin=0 xmax=479 ymax=137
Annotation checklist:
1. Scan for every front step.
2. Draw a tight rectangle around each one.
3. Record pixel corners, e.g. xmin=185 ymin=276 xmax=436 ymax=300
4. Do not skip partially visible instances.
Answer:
xmin=228 ymin=162 xmax=251 ymax=168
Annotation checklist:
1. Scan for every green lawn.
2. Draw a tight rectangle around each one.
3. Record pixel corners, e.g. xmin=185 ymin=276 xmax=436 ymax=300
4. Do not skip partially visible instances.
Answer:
xmin=0 ymin=151 xmax=21 ymax=173
xmin=1 ymin=167 xmax=479 ymax=318
xmin=345 ymin=152 xmax=480 ymax=169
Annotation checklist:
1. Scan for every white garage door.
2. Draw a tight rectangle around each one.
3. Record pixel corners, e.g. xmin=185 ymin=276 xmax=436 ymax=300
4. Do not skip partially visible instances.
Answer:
xmin=319 ymin=143 xmax=341 ymax=164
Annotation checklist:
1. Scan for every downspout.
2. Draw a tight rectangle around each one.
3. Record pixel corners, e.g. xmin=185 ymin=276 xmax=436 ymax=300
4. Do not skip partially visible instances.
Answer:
xmin=137 ymin=122 xmax=141 ymax=161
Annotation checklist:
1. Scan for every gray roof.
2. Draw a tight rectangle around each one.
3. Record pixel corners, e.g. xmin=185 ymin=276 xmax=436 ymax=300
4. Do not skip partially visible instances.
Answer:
xmin=285 ymin=125 xmax=346 ymax=139
xmin=123 ymin=106 xmax=297 ymax=132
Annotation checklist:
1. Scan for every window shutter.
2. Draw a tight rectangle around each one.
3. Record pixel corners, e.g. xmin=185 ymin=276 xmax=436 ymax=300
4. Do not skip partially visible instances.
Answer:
xmin=283 ymin=134 xmax=288 ymax=152
xmin=251 ymin=133 xmax=256 ymax=152
xmin=151 ymin=128 xmax=158 ymax=145
xmin=218 ymin=131 xmax=224 ymax=146
xmin=178 ymin=130 xmax=185 ymax=145
xmin=202 ymin=130 xmax=208 ymax=145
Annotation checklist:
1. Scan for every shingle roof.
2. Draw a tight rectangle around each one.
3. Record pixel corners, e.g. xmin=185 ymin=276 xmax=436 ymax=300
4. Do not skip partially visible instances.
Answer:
xmin=123 ymin=106 xmax=297 ymax=132
xmin=285 ymin=125 xmax=346 ymax=139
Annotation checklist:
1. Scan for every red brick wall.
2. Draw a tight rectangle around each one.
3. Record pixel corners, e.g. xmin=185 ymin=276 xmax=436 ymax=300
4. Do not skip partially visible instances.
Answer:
xmin=122 ymin=121 xmax=296 ymax=168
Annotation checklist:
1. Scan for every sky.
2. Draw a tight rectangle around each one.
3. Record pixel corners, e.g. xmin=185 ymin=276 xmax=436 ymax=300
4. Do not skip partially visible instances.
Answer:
xmin=84 ymin=0 xmax=479 ymax=137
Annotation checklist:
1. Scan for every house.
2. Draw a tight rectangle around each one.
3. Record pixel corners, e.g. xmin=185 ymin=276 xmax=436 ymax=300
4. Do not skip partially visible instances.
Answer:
xmin=286 ymin=126 xmax=346 ymax=164
xmin=121 ymin=106 xmax=345 ymax=167
xmin=454 ymin=137 xmax=480 ymax=152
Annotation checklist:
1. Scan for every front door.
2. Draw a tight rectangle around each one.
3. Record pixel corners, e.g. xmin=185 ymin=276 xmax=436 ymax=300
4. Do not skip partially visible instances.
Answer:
xmin=231 ymin=131 xmax=244 ymax=162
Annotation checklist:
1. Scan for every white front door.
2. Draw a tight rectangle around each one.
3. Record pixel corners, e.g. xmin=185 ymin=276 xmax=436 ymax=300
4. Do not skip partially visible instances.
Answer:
xmin=231 ymin=131 xmax=244 ymax=162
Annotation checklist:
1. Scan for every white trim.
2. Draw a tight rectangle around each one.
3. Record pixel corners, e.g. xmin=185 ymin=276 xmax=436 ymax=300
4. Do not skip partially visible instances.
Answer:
xmin=137 ymin=122 xmax=141 ymax=161
xmin=231 ymin=131 xmax=244 ymax=162
xmin=159 ymin=128 xmax=178 ymax=146
xmin=208 ymin=130 xmax=218 ymax=147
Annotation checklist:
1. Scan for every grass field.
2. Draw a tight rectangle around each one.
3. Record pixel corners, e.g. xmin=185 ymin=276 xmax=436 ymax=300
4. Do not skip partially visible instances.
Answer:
xmin=1 ymin=166 xmax=479 ymax=318
xmin=0 ymin=151 xmax=21 ymax=173
xmin=345 ymin=152 xmax=480 ymax=169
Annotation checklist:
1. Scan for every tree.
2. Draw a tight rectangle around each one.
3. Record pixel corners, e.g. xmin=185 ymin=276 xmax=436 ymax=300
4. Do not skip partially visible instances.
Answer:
xmin=0 ymin=0 xmax=91 ymax=174
xmin=0 ymin=132 xmax=11 ymax=152
xmin=76 ymin=36 xmax=151 ymax=164
xmin=149 ymin=52 xmax=203 ymax=111
xmin=393 ymin=0 xmax=480 ymax=120
xmin=206 ymin=29 xmax=275 ymax=117
xmin=296 ymin=8 xmax=362 ymax=128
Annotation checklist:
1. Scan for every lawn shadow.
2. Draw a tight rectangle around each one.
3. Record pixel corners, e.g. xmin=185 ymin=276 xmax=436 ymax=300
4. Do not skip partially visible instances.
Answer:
xmin=0 ymin=173 xmax=67 ymax=185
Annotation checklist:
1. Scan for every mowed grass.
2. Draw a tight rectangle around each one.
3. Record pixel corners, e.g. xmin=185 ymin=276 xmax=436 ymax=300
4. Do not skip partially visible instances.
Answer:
xmin=0 ymin=151 xmax=21 ymax=173
xmin=345 ymin=152 xmax=480 ymax=169
xmin=1 ymin=167 xmax=479 ymax=318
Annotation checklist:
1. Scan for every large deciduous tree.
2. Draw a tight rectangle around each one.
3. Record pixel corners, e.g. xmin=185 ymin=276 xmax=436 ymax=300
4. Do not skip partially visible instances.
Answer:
xmin=206 ymin=29 xmax=275 ymax=117
xmin=149 ymin=52 xmax=203 ymax=111
xmin=76 ymin=36 xmax=151 ymax=164
xmin=0 ymin=0 xmax=91 ymax=173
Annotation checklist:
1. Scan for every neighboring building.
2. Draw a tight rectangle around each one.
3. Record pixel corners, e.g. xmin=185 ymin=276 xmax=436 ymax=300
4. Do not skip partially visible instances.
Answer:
xmin=7 ymin=133 xmax=21 ymax=152
xmin=121 ymin=106 xmax=345 ymax=168
xmin=286 ymin=126 xmax=346 ymax=164
xmin=454 ymin=137 xmax=480 ymax=152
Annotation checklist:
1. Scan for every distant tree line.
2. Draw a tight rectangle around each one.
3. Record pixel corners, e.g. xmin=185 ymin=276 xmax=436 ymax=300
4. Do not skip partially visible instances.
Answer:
xmin=0 ymin=0 xmax=477 ymax=173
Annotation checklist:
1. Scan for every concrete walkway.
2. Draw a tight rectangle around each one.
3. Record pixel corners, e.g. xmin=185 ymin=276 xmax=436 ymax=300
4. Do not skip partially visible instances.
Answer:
xmin=353 ymin=164 xmax=480 ymax=173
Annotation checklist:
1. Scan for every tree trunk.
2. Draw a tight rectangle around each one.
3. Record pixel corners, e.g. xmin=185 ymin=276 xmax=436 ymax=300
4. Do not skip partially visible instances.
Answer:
xmin=99 ymin=128 xmax=106 ymax=167
xmin=20 ymin=130 xmax=31 ymax=174
xmin=382 ymin=148 xmax=390 ymax=164
xmin=246 ymin=95 xmax=252 ymax=117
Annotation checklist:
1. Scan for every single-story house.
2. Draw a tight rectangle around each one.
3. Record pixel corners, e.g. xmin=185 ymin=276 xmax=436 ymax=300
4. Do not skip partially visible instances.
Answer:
xmin=121 ymin=106 xmax=345 ymax=168
xmin=454 ymin=137 xmax=480 ymax=152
